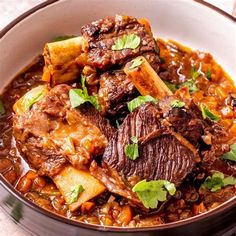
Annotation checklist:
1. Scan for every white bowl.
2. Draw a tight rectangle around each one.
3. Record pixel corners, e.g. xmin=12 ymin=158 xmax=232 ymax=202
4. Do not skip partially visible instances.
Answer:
xmin=0 ymin=0 xmax=235 ymax=235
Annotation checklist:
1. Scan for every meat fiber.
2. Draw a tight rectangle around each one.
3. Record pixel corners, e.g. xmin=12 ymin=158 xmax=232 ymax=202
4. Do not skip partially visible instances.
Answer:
xmin=98 ymin=70 xmax=139 ymax=117
xmin=13 ymin=84 xmax=115 ymax=177
xmin=81 ymin=15 xmax=160 ymax=71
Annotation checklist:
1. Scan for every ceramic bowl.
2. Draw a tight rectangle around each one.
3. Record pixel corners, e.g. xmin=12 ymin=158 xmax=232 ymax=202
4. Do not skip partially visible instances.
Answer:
xmin=0 ymin=1 xmax=235 ymax=235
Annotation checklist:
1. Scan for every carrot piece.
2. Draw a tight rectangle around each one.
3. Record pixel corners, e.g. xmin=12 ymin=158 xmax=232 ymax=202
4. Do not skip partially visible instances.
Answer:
xmin=117 ymin=205 xmax=133 ymax=225
xmin=81 ymin=201 xmax=95 ymax=213
xmin=193 ymin=202 xmax=207 ymax=214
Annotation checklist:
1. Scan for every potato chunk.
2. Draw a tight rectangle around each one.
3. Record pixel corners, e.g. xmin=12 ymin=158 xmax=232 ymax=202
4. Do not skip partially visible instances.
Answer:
xmin=53 ymin=165 xmax=106 ymax=212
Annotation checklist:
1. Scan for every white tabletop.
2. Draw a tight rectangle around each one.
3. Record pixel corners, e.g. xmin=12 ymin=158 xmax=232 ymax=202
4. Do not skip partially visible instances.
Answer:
xmin=0 ymin=0 xmax=235 ymax=235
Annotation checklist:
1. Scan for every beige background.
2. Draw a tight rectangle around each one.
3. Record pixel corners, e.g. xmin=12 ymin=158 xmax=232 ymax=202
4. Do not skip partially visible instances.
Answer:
xmin=0 ymin=0 xmax=235 ymax=235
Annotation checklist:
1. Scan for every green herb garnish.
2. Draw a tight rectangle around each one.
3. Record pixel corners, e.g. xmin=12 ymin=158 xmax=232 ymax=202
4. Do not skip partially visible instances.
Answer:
xmin=116 ymin=120 xmax=120 ymax=128
xmin=124 ymin=136 xmax=139 ymax=160
xmin=160 ymin=57 xmax=166 ymax=64
xmin=179 ymin=79 xmax=198 ymax=94
xmin=202 ymin=172 xmax=236 ymax=192
xmin=129 ymin=57 xmax=143 ymax=69
xmin=68 ymin=185 xmax=85 ymax=204
xmin=206 ymin=68 xmax=212 ymax=80
xmin=127 ymin=95 xmax=157 ymax=113
xmin=191 ymin=66 xmax=200 ymax=80
xmin=164 ymin=81 xmax=178 ymax=93
xmin=111 ymin=34 xmax=141 ymax=51
xmin=200 ymin=104 xmax=220 ymax=121
xmin=132 ymin=179 xmax=176 ymax=209
xmin=52 ymin=35 xmax=77 ymax=42
xmin=221 ymin=144 xmax=236 ymax=162
xmin=171 ymin=100 xmax=185 ymax=108
xmin=69 ymin=75 xmax=101 ymax=111
xmin=0 ymin=98 xmax=5 ymax=116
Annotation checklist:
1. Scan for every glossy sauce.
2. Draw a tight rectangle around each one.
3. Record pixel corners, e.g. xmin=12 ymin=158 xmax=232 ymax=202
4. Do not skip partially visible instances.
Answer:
xmin=0 ymin=40 xmax=235 ymax=227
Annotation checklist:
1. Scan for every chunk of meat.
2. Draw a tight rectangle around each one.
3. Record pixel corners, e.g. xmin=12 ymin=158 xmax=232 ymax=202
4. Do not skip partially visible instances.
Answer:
xmin=98 ymin=70 xmax=139 ymax=116
xmin=92 ymin=103 xmax=199 ymax=208
xmin=81 ymin=15 xmax=160 ymax=71
xmin=102 ymin=103 xmax=198 ymax=184
xmin=13 ymin=84 xmax=115 ymax=177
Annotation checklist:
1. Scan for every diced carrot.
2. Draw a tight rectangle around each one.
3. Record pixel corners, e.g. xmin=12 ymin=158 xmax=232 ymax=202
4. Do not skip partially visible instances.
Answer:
xmin=117 ymin=205 xmax=133 ymax=225
xmin=81 ymin=201 xmax=95 ymax=213
xmin=229 ymin=123 xmax=236 ymax=135
xmin=193 ymin=202 xmax=207 ymax=214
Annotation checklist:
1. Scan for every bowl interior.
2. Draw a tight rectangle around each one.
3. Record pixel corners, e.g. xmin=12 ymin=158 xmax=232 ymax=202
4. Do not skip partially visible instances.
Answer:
xmin=0 ymin=0 xmax=236 ymax=231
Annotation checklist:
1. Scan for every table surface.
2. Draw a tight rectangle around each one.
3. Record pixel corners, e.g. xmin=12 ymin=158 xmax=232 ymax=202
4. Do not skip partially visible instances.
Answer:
xmin=0 ymin=0 xmax=235 ymax=235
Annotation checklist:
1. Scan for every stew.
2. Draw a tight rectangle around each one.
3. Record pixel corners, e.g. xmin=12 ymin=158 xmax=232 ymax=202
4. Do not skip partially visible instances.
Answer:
xmin=0 ymin=15 xmax=235 ymax=227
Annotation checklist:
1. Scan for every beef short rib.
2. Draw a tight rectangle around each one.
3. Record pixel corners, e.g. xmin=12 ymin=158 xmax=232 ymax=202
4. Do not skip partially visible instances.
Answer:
xmin=13 ymin=84 xmax=115 ymax=178
xmin=81 ymin=15 xmax=160 ymax=71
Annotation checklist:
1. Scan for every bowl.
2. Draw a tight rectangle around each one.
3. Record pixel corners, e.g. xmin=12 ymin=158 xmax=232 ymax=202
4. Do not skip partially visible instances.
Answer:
xmin=0 ymin=0 xmax=235 ymax=235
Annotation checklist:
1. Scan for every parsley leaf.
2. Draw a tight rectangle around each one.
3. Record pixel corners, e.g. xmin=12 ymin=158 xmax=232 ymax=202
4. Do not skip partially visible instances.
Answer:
xmin=202 ymin=172 xmax=236 ymax=192
xmin=0 ymin=98 xmax=5 ymax=116
xmin=221 ymin=144 xmax=236 ymax=162
xmin=132 ymin=179 xmax=176 ymax=209
xmin=171 ymin=100 xmax=185 ymax=108
xmin=191 ymin=66 xmax=200 ymax=80
xmin=206 ymin=68 xmax=212 ymax=80
xmin=127 ymin=95 xmax=157 ymax=112
xmin=125 ymin=136 xmax=139 ymax=160
xmin=112 ymin=34 xmax=141 ymax=51
xmin=69 ymin=75 xmax=101 ymax=111
xmin=52 ymin=35 xmax=77 ymax=42
xmin=129 ymin=57 xmax=143 ymax=69
xmin=164 ymin=81 xmax=178 ymax=93
xmin=179 ymin=79 xmax=198 ymax=94
xmin=200 ymin=104 xmax=220 ymax=121
xmin=68 ymin=185 xmax=85 ymax=204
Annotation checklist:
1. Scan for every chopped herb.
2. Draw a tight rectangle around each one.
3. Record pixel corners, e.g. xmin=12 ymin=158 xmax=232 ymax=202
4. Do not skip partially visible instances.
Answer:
xmin=160 ymin=57 xmax=166 ymax=64
xmin=171 ymin=100 xmax=185 ymax=108
xmin=206 ymin=68 xmax=212 ymax=80
xmin=179 ymin=79 xmax=198 ymax=94
xmin=202 ymin=172 xmax=236 ymax=192
xmin=191 ymin=66 xmax=200 ymax=80
xmin=124 ymin=136 xmax=139 ymax=160
xmin=164 ymin=81 xmax=178 ymax=93
xmin=68 ymin=185 xmax=85 ymax=204
xmin=111 ymin=34 xmax=141 ymax=51
xmin=52 ymin=35 xmax=77 ymax=42
xmin=200 ymin=104 xmax=220 ymax=121
xmin=129 ymin=57 xmax=143 ymax=69
xmin=132 ymin=179 xmax=176 ymax=209
xmin=221 ymin=144 xmax=236 ymax=162
xmin=116 ymin=120 xmax=120 ymax=128
xmin=0 ymin=98 xmax=5 ymax=116
xmin=127 ymin=95 xmax=157 ymax=112
xmin=69 ymin=75 xmax=101 ymax=111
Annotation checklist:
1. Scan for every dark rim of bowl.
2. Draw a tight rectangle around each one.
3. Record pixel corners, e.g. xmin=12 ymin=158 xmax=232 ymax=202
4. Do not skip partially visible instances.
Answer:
xmin=0 ymin=0 xmax=235 ymax=232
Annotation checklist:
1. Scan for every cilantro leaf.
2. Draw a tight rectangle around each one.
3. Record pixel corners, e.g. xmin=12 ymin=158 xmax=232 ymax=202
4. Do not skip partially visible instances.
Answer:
xmin=116 ymin=120 xmax=120 ymax=128
xmin=132 ymin=179 xmax=176 ymax=209
xmin=69 ymin=76 xmax=101 ymax=111
xmin=68 ymin=185 xmax=84 ymax=204
xmin=52 ymin=35 xmax=77 ymax=42
xmin=112 ymin=34 xmax=141 ymax=51
xmin=164 ymin=81 xmax=178 ymax=93
xmin=206 ymin=68 xmax=212 ymax=80
xmin=202 ymin=172 xmax=236 ymax=192
xmin=0 ymin=98 xmax=5 ymax=116
xmin=221 ymin=144 xmax=236 ymax=162
xmin=127 ymin=95 xmax=157 ymax=112
xmin=129 ymin=57 xmax=143 ymax=69
xmin=179 ymin=79 xmax=198 ymax=94
xmin=191 ymin=66 xmax=200 ymax=80
xmin=200 ymin=104 xmax=220 ymax=121
xmin=171 ymin=100 xmax=185 ymax=108
xmin=124 ymin=136 xmax=139 ymax=160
